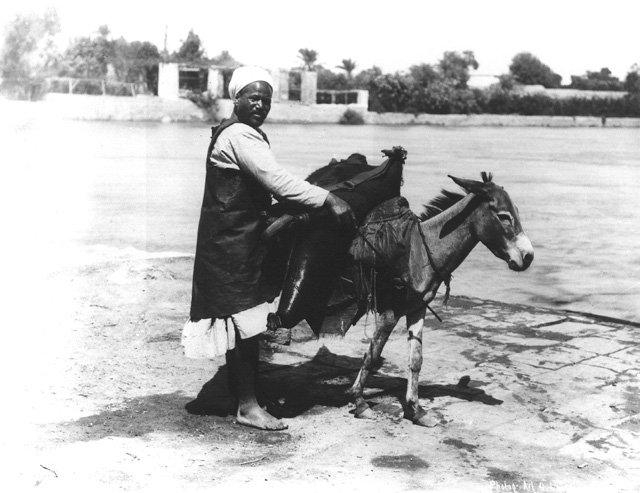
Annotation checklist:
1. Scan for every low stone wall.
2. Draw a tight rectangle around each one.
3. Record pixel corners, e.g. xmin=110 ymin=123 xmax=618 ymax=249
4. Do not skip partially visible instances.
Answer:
xmin=603 ymin=117 xmax=640 ymax=128
xmin=269 ymin=101 xmax=368 ymax=123
xmin=365 ymin=112 xmax=639 ymax=127
xmin=43 ymin=93 xmax=205 ymax=122
xmin=213 ymin=99 xmax=367 ymax=123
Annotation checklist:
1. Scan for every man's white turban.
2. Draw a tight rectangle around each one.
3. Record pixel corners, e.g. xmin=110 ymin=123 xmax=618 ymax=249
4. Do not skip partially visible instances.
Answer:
xmin=228 ymin=66 xmax=274 ymax=99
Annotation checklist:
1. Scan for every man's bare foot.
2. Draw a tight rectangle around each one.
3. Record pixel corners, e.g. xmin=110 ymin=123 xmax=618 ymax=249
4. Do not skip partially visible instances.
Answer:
xmin=237 ymin=404 xmax=288 ymax=431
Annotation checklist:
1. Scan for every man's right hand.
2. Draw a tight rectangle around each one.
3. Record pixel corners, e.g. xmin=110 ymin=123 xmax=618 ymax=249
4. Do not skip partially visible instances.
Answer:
xmin=324 ymin=193 xmax=356 ymax=231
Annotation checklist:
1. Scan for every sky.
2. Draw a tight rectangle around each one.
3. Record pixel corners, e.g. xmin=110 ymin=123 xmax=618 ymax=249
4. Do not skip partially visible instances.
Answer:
xmin=1 ymin=0 xmax=638 ymax=84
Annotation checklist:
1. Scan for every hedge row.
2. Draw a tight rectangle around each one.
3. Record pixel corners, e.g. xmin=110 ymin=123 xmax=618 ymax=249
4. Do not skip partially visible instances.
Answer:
xmin=478 ymin=92 xmax=640 ymax=118
xmin=371 ymin=88 xmax=640 ymax=118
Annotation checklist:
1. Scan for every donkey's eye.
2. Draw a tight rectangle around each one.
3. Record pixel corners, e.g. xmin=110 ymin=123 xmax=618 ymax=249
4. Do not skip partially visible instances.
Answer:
xmin=497 ymin=212 xmax=513 ymax=224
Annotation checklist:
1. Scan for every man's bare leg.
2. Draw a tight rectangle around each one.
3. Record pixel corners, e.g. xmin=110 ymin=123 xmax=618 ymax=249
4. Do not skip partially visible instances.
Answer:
xmin=228 ymin=334 xmax=287 ymax=430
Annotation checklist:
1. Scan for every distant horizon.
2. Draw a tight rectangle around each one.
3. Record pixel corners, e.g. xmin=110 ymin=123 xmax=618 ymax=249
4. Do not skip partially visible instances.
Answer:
xmin=2 ymin=0 xmax=639 ymax=85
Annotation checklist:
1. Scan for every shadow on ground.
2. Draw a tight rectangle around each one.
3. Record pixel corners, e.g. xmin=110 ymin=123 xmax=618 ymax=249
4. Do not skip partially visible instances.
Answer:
xmin=52 ymin=347 xmax=503 ymax=443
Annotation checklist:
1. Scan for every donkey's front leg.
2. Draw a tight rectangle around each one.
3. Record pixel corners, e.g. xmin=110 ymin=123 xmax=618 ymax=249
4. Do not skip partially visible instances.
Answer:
xmin=403 ymin=306 xmax=438 ymax=427
xmin=348 ymin=309 xmax=398 ymax=419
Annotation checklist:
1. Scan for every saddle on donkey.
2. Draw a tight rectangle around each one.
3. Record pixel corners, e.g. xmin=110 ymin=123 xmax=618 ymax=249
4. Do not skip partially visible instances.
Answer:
xmin=264 ymin=146 xmax=408 ymax=338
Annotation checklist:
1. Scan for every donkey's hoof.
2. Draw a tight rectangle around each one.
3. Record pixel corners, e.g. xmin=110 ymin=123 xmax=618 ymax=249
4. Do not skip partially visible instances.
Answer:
xmin=353 ymin=400 xmax=376 ymax=419
xmin=406 ymin=408 xmax=439 ymax=427
xmin=263 ymin=327 xmax=291 ymax=346
xmin=267 ymin=312 xmax=282 ymax=331
xmin=412 ymin=414 xmax=439 ymax=428
xmin=457 ymin=375 xmax=471 ymax=387
xmin=354 ymin=407 xmax=376 ymax=420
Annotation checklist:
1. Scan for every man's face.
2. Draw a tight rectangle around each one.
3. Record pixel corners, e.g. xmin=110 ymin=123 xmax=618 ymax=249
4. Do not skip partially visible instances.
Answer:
xmin=234 ymin=81 xmax=272 ymax=128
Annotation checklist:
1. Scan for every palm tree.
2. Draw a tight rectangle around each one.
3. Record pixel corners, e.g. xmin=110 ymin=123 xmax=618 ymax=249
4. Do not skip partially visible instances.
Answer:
xmin=298 ymin=48 xmax=318 ymax=71
xmin=337 ymin=58 xmax=357 ymax=79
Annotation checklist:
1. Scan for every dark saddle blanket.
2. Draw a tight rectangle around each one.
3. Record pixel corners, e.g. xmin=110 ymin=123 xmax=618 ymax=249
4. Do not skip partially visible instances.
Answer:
xmin=350 ymin=196 xmax=415 ymax=272
xmin=350 ymin=196 xmax=430 ymax=295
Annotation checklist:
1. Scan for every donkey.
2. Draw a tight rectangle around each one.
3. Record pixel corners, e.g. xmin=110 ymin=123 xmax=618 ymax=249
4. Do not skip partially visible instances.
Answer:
xmin=346 ymin=172 xmax=534 ymax=427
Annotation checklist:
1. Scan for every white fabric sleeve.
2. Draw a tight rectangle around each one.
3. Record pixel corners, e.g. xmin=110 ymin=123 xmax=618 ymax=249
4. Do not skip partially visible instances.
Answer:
xmin=214 ymin=124 xmax=330 ymax=208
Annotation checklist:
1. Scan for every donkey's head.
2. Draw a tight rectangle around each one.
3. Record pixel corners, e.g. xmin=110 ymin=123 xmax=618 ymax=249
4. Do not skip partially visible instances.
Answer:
xmin=449 ymin=172 xmax=534 ymax=272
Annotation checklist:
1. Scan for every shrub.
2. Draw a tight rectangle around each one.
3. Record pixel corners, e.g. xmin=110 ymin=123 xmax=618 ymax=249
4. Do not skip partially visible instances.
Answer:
xmin=509 ymin=52 xmax=562 ymax=88
xmin=484 ymin=88 xmax=513 ymax=114
xmin=450 ymin=89 xmax=484 ymax=114
xmin=364 ymin=71 xmax=640 ymax=118
xmin=411 ymin=81 xmax=454 ymax=114
xmin=512 ymin=94 xmax=555 ymax=116
xmin=569 ymin=69 xmax=623 ymax=91
xmin=185 ymin=92 xmax=218 ymax=121
xmin=317 ymin=67 xmax=349 ymax=90
xmin=498 ymin=74 xmax=516 ymax=91
xmin=339 ymin=108 xmax=365 ymax=125
xmin=369 ymin=73 xmax=413 ymax=113
xmin=624 ymin=69 xmax=640 ymax=94
xmin=0 ymin=78 xmax=47 ymax=100
xmin=622 ymin=94 xmax=640 ymax=116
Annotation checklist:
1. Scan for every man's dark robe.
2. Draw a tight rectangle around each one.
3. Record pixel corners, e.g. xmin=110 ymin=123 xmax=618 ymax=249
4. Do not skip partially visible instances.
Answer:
xmin=190 ymin=120 xmax=279 ymax=320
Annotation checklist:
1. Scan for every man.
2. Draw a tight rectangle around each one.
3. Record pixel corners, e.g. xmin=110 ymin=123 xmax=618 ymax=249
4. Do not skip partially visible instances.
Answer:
xmin=185 ymin=66 xmax=355 ymax=430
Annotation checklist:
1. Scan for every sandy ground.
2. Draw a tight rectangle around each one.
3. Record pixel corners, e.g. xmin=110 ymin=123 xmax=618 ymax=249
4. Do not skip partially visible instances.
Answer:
xmin=4 ymin=247 xmax=639 ymax=493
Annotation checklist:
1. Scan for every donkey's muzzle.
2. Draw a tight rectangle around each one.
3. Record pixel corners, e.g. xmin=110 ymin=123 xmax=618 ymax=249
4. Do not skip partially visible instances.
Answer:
xmin=509 ymin=251 xmax=534 ymax=271
xmin=507 ymin=233 xmax=534 ymax=271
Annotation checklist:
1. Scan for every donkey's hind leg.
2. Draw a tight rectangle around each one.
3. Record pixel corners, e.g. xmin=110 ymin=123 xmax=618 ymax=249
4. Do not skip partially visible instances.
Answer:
xmin=403 ymin=307 xmax=438 ymax=427
xmin=348 ymin=309 xmax=398 ymax=419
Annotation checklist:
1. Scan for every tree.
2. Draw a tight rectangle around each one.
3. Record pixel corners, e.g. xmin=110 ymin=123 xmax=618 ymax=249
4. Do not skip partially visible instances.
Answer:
xmin=0 ymin=8 xmax=60 ymax=80
xmin=111 ymin=39 xmax=158 ymax=81
xmin=409 ymin=63 xmax=440 ymax=88
xmin=369 ymin=72 xmax=413 ymax=112
xmin=317 ymin=67 xmax=348 ymax=90
xmin=110 ymin=39 xmax=161 ymax=93
xmin=570 ymin=68 xmax=623 ymax=91
xmin=59 ymin=24 xmax=113 ymax=78
xmin=498 ymin=73 xmax=516 ymax=91
xmin=438 ymin=50 xmax=478 ymax=89
xmin=174 ymin=29 xmax=205 ymax=63
xmin=509 ymin=52 xmax=561 ymax=88
xmin=409 ymin=79 xmax=454 ymax=114
xmin=336 ymin=58 xmax=357 ymax=79
xmin=625 ymin=64 xmax=640 ymax=94
xmin=210 ymin=50 xmax=240 ymax=67
xmin=352 ymin=65 xmax=382 ymax=89
xmin=298 ymin=48 xmax=319 ymax=71
xmin=58 ymin=27 xmax=162 ymax=93
xmin=405 ymin=53 xmax=479 ymax=114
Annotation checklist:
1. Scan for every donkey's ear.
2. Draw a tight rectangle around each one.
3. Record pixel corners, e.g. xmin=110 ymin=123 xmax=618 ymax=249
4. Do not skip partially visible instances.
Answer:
xmin=448 ymin=175 xmax=489 ymax=195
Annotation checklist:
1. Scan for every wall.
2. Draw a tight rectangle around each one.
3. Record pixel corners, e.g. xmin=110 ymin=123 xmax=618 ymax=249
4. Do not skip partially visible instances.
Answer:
xmin=214 ymin=99 xmax=367 ymax=123
xmin=365 ymin=112 xmax=639 ymax=127
xmin=365 ymin=113 xmax=607 ymax=127
xmin=43 ymin=93 xmax=205 ymax=122
xmin=158 ymin=63 xmax=180 ymax=100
